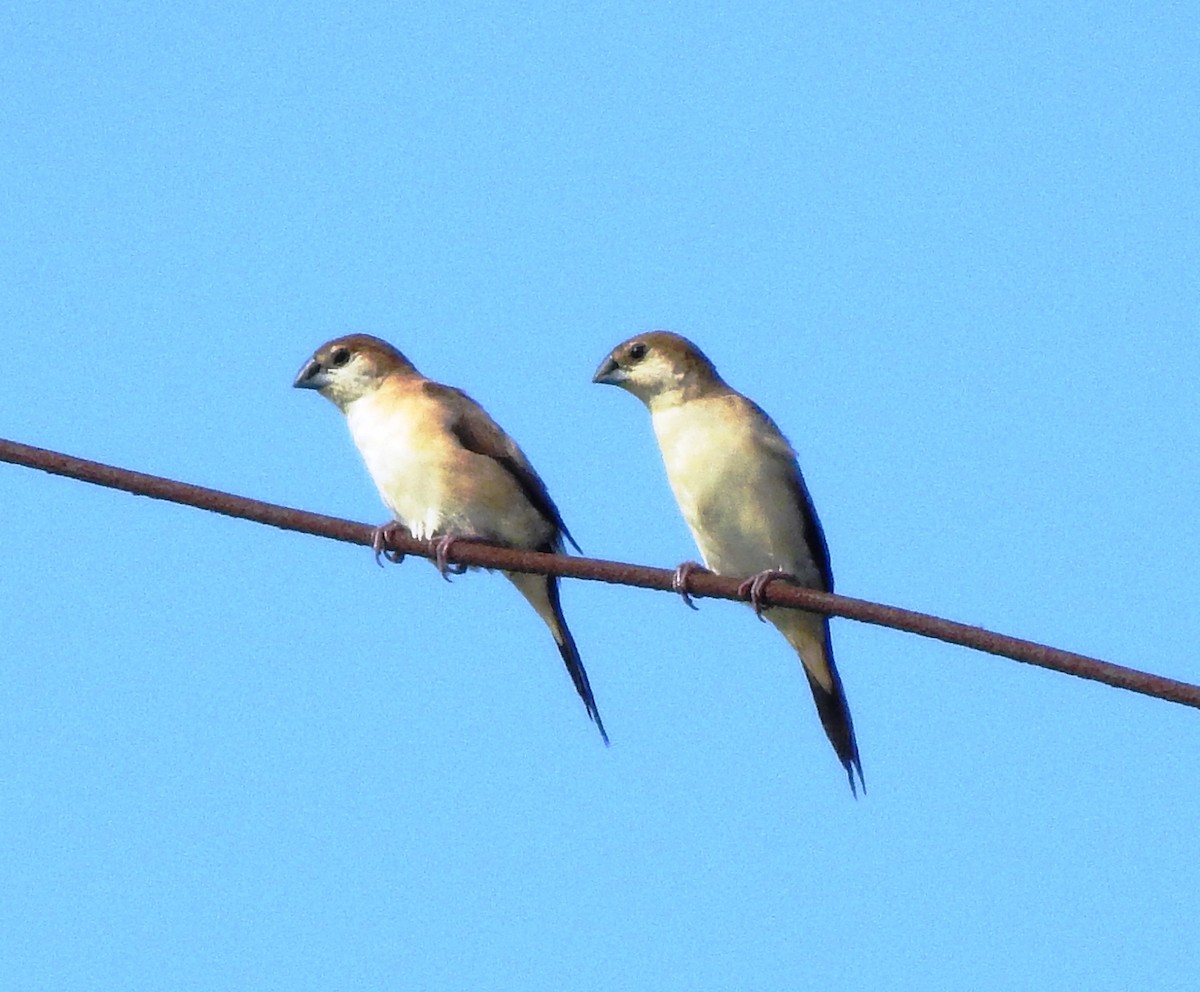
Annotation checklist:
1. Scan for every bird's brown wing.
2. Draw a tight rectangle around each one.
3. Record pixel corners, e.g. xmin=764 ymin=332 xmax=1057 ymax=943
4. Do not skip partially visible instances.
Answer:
xmin=423 ymin=381 xmax=581 ymax=552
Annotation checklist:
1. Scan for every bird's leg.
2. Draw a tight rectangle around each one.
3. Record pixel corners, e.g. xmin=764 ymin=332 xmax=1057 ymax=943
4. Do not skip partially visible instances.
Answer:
xmin=432 ymin=533 xmax=474 ymax=581
xmin=371 ymin=521 xmax=410 ymax=567
xmin=736 ymin=567 xmax=796 ymax=621
xmin=671 ymin=560 xmax=710 ymax=611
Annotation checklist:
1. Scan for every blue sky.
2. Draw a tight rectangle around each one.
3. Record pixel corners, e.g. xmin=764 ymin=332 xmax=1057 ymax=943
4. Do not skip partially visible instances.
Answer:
xmin=3 ymin=3 xmax=1199 ymax=989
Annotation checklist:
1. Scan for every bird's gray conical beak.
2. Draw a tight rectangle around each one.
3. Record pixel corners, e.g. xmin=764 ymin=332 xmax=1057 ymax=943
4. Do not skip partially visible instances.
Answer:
xmin=293 ymin=358 xmax=329 ymax=390
xmin=592 ymin=356 xmax=623 ymax=385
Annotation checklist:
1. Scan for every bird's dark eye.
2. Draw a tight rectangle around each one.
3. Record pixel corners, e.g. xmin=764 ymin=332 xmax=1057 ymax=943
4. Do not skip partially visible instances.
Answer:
xmin=628 ymin=342 xmax=647 ymax=361
xmin=331 ymin=348 xmax=351 ymax=368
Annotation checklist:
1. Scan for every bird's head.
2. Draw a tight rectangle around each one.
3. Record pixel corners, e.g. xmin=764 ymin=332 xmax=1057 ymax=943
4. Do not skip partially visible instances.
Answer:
xmin=592 ymin=331 xmax=724 ymax=408
xmin=293 ymin=334 xmax=418 ymax=410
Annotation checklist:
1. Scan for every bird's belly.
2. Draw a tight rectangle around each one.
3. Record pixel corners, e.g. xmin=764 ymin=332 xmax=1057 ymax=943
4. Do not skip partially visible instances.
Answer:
xmin=363 ymin=447 xmax=447 ymax=538
xmin=670 ymin=449 xmax=820 ymax=586
xmin=652 ymin=397 xmax=827 ymax=590
xmin=345 ymin=405 xmax=447 ymax=538
xmin=345 ymin=401 xmax=551 ymax=547
xmin=688 ymin=484 xmax=780 ymax=567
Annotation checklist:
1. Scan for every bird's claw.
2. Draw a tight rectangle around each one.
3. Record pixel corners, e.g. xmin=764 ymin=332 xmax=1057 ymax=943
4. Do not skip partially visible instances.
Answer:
xmin=433 ymin=534 xmax=470 ymax=581
xmin=737 ymin=568 xmax=795 ymax=620
xmin=671 ymin=560 xmax=709 ymax=611
xmin=371 ymin=522 xmax=409 ymax=567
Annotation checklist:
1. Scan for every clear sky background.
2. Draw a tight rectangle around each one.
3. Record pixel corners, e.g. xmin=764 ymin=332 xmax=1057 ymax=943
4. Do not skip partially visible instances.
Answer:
xmin=3 ymin=3 xmax=1198 ymax=989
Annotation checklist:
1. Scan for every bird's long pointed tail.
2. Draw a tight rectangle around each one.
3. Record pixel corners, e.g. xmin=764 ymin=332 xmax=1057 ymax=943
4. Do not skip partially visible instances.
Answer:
xmin=768 ymin=607 xmax=864 ymax=795
xmin=506 ymin=570 xmax=610 ymax=745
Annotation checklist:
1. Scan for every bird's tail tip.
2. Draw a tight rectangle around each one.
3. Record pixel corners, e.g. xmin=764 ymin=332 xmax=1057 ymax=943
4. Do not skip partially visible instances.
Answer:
xmin=588 ymin=704 xmax=611 ymax=747
xmin=844 ymin=757 xmax=866 ymax=798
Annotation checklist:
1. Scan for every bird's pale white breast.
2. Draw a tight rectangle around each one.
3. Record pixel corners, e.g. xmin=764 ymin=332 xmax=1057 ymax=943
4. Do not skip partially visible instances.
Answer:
xmin=344 ymin=381 xmax=556 ymax=550
xmin=650 ymin=394 xmax=822 ymax=585
xmin=344 ymin=387 xmax=450 ymax=538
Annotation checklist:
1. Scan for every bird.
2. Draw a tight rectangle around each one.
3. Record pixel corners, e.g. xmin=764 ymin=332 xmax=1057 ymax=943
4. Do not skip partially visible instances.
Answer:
xmin=294 ymin=333 xmax=608 ymax=744
xmin=593 ymin=330 xmax=862 ymax=793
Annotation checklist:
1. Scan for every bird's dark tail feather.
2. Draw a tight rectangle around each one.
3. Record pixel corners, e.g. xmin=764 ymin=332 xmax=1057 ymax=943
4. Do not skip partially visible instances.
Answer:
xmin=554 ymin=627 xmax=610 ymax=746
xmin=542 ymin=574 xmax=610 ymax=745
xmin=771 ymin=608 xmax=865 ymax=796
xmin=802 ymin=662 xmax=865 ymax=797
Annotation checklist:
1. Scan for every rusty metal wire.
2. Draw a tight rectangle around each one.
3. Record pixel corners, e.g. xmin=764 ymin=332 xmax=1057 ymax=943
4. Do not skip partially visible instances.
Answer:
xmin=4 ymin=435 xmax=1198 ymax=710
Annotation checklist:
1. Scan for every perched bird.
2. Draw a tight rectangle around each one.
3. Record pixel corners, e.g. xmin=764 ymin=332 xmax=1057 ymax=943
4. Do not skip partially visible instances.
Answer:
xmin=593 ymin=331 xmax=862 ymax=793
xmin=294 ymin=334 xmax=608 ymax=743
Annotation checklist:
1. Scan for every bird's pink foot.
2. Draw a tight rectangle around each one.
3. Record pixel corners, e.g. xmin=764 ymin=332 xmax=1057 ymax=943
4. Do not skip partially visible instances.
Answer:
xmin=671 ymin=560 xmax=709 ymax=611
xmin=737 ymin=568 xmax=795 ymax=620
xmin=371 ymin=521 xmax=410 ymax=567
xmin=432 ymin=533 xmax=472 ymax=581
